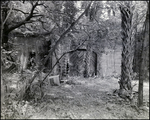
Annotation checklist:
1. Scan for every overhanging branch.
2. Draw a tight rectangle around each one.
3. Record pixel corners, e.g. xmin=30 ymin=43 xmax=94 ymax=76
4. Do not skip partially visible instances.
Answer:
xmin=6 ymin=1 xmax=40 ymax=33
xmin=24 ymin=38 xmax=87 ymax=93
xmin=44 ymin=1 xmax=93 ymax=65
xmin=41 ymin=38 xmax=87 ymax=82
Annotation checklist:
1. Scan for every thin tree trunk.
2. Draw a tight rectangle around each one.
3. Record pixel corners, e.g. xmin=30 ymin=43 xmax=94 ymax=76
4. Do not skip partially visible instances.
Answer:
xmin=1 ymin=9 xmax=9 ymax=48
xmin=138 ymin=2 xmax=149 ymax=107
xmin=106 ymin=52 xmax=108 ymax=76
xmin=113 ymin=49 xmax=116 ymax=73
xmin=85 ymin=43 xmax=92 ymax=77
xmin=1 ymin=6 xmax=3 ymax=45
xmin=138 ymin=32 xmax=145 ymax=107
xmin=94 ymin=52 xmax=97 ymax=76
xmin=133 ymin=27 xmax=138 ymax=73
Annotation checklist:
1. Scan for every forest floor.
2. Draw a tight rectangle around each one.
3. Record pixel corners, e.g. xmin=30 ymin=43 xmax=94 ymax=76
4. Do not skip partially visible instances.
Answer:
xmin=1 ymin=47 xmax=149 ymax=119
xmin=1 ymin=75 xmax=149 ymax=119
xmin=28 ymin=77 xmax=149 ymax=119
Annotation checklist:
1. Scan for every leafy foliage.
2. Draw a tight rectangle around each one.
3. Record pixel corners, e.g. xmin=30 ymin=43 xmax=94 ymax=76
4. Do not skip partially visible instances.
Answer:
xmin=1 ymin=2 xmax=149 ymax=117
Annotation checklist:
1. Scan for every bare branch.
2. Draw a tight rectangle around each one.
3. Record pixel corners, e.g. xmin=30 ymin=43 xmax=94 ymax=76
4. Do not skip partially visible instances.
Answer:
xmin=3 ymin=5 xmax=13 ymax=26
xmin=6 ymin=1 xmax=39 ymax=33
xmin=47 ymin=17 xmax=61 ymax=29
xmin=39 ymin=19 xmax=50 ymax=32
xmin=24 ymin=37 xmax=87 ymax=93
xmin=83 ymin=26 xmax=91 ymax=38
xmin=39 ymin=25 xmax=56 ymax=36
xmin=13 ymin=8 xmax=28 ymax=14
xmin=1 ymin=7 xmax=29 ymax=14
xmin=37 ymin=3 xmax=44 ymax=6
xmin=44 ymin=1 xmax=93 ymax=65
xmin=42 ymin=38 xmax=87 ymax=82
xmin=32 ymin=14 xmax=44 ymax=17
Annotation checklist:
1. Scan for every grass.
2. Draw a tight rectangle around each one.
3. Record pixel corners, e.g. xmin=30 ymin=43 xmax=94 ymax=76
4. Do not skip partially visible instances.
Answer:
xmin=1 ymin=46 xmax=149 ymax=119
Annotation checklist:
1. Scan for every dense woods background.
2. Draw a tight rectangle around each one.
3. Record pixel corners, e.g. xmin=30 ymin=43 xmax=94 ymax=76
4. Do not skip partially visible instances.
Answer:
xmin=1 ymin=1 xmax=149 ymax=119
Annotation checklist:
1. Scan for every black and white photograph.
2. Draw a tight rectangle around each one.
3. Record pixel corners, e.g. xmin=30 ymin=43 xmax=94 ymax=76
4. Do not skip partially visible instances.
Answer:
xmin=1 ymin=1 xmax=149 ymax=119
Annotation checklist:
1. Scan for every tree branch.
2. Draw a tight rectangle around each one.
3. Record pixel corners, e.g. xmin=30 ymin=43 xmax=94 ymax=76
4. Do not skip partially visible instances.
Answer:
xmin=32 ymin=14 xmax=44 ymax=17
xmin=2 ymin=5 xmax=13 ymax=26
xmin=39 ymin=26 xmax=55 ymax=36
xmin=44 ymin=1 xmax=93 ymax=65
xmin=24 ymin=38 xmax=87 ymax=94
xmin=6 ymin=1 xmax=39 ymax=33
xmin=1 ymin=7 xmax=29 ymax=14
xmin=41 ymin=38 xmax=87 ymax=83
xmin=39 ymin=19 xmax=50 ymax=32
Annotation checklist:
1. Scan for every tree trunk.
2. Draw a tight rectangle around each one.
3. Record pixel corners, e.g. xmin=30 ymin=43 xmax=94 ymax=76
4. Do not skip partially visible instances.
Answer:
xmin=119 ymin=2 xmax=134 ymax=100
xmin=113 ymin=49 xmax=116 ymax=73
xmin=133 ymin=32 xmax=139 ymax=73
xmin=138 ymin=3 xmax=149 ymax=107
xmin=20 ymin=42 xmax=29 ymax=72
xmin=1 ymin=4 xmax=10 ymax=49
xmin=2 ymin=25 xmax=9 ymax=45
xmin=1 ymin=77 xmax=5 ymax=107
xmin=94 ymin=52 xmax=97 ymax=76
xmin=84 ymin=44 xmax=92 ymax=78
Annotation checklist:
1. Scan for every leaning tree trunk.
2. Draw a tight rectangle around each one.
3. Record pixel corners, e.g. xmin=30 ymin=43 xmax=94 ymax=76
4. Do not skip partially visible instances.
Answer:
xmin=118 ymin=2 xmax=134 ymax=100
xmin=138 ymin=3 xmax=149 ymax=107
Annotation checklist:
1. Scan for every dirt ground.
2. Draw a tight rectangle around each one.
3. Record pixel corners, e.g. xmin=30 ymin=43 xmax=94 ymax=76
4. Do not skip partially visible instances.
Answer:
xmin=1 ymin=47 xmax=149 ymax=119
xmin=2 ymin=75 xmax=149 ymax=119
xmin=28 ymin=77 xmax=149 ymax=119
